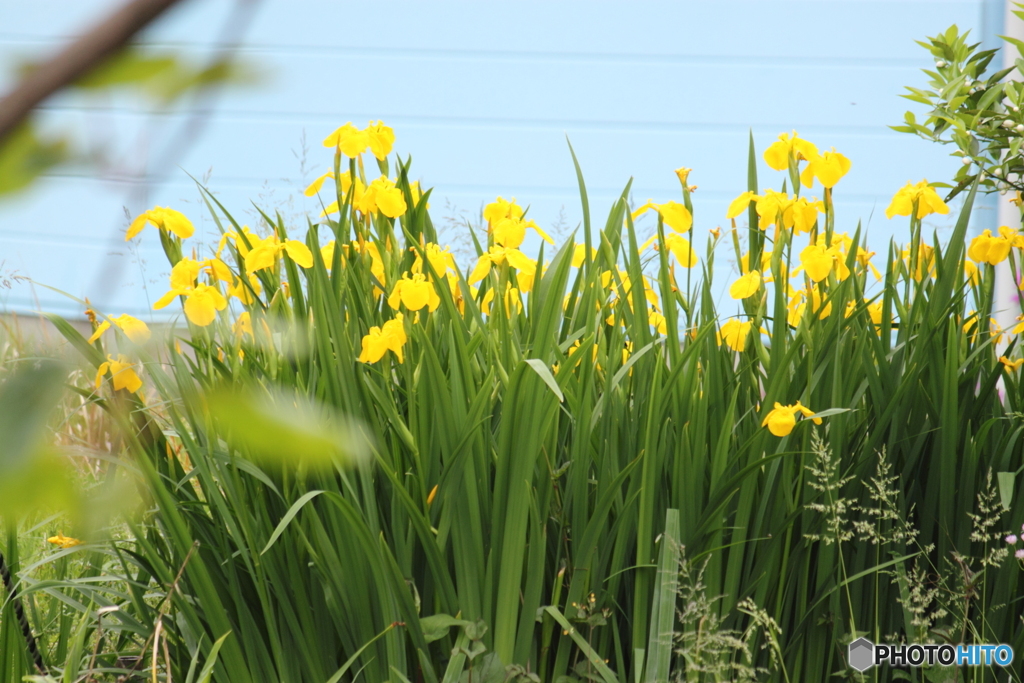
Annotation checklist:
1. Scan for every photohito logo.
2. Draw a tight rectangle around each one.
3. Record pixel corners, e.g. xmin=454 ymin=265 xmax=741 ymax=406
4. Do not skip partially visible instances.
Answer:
xmin=848 ymin=638 xmax=1014 ymax=671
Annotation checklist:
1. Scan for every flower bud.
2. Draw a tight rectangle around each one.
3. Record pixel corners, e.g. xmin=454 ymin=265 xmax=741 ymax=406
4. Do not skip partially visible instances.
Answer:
xmin=936 ymin=60 xmax=947 ymax=68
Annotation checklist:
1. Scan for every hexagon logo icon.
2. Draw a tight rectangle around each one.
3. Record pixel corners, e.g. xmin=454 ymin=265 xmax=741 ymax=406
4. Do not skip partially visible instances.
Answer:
xmin=848 ymin=638 xmax=875 ymax=671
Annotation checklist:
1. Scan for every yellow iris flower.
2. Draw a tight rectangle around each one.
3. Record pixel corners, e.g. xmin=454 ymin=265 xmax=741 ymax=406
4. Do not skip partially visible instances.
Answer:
xmin=649 ymin=309 xmax=667 ymax=335
xmin=761 ymin=401 xmax=821 ymax=437
xmin=359 ymin=314 xmax=407 ymax=364
xmin=323 ymin=122 xmax=369 ymax=157
xmin=387 ymin=273 xmax=441 ymax=312
xmin=412 ymin=243 xmax=458 ymax=277
xmin=844 ymin=300 xmax=884 ymax=329
xmin=126 ymin=206 xmax=194 ymax=241
xmin=492 ymin=216 xmax=554 ymax=249
xmin=469 ymin=246 xmax=538 ymax=292
xmin=154 ymin=283 xmax=228 ymax=327
xmin=639 ymin=233 xmax=698 ymax=268
xmin=484 ymin=196 xmax=525 ymax=224
xmin=999 ymin=356 xmax=1024 ymax=371
xmin=233 ymin=311 xmax=254 ymax=339
xmin=729 ymin=270 xmax=762 ymax=299
xmin=482 ymin=283 xmax=523 ymax=316
xmin=968 ymin=226 xmax=1023 ymax=265
xmin=47 ymin=533 xmax=83 ymax=549
xmin=318 ymin=173 xmax=368 ymax=215
xmin=731 ymin=190 xmax=823 ymax=234
xmin=95 ymin=354 xmax=143 ymax=393
xmin=482 ymin=195 xmax=554 ymax=248
xmin=798 ymin=244 xmax=836 ymax=283
xmin=365 ymin=120 xmax=396 ymax=160
xmin=305 ymin=169 xmax=335 ymax=197
xmin=227 ymin=273 xmax=263 ymax=304
xmin=719 ymin=319 xmax=752 ymax=352
xmin=898 ymin=242 xmax=936 ymax=281
xmin=88 ymin=314 xmax=151 ymax=344
xmin=631 ymin=199 xmax=693 ymax=233
xmin=964 ymin=259 xmax=981 ymax=286
xmin=572 ymin=243 xmax=595 ymax=268
xmin=216 ymin=225 xmax=261 ymax=258
xmin=763 ymin=131 xmax=819 ymax=172
xmin=800 ymin=149 xmax=851 ymax=189
xmin=726 ymin=191 xmax=758 ymax=219
xmin=359 ymin=176 xmax=408 ymax=218
xmin=244 ymin=236 xmax=314 ymax=274
xmin=885 ymin=180 xmax=949 ymax=219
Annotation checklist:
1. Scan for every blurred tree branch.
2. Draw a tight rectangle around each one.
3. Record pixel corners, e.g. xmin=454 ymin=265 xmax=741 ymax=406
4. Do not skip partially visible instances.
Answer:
xmin=0 ymin=0 xmax=187 ymax=145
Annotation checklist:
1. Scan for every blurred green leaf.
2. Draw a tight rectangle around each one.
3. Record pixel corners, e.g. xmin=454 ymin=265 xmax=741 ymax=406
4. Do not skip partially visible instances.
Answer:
xmin=206 ymin=385 xmax=371 ymax=469
xmin=151 ymin=59 xmax=264 ymax=105
xmin=0 ymin=124 xmax=68 ymax=198
xmin=0 ymin=361 xmax=78 ymax=518
xmin=998 ymin=471 xmax=1015 ymax=511
xmin=70 ymin=50 xmax=179 ymax=90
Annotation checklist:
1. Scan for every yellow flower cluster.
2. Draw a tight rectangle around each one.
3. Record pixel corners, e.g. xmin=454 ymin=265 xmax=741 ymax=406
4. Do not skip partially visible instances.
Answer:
xmin=726 ymin=189 xmax=824 ymax=235
xmin=358 ymin=313 xmax=407 ymax=364
xmin=484 ymin=196 xmax=554 ymax=249
xmin=315 ymin=172 xmax=410 ymax=219
xmin=762 ymin=132 xmax=852 ymax=189
xmin=968 ymin=225 xmax=1024 ymax=265
xmin=323 ymin=120 xmax=395 ymax=160
xmin=111 ymin=123 xmax=1009 ymax=445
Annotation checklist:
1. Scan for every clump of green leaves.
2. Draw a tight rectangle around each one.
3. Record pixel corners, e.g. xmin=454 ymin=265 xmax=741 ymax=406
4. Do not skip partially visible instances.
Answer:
xmin=893 ymin=10 xmax=1024 ymax=201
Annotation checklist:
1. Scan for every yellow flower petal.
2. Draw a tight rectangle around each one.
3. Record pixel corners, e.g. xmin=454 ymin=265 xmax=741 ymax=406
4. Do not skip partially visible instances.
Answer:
xmin=799 ymin=245 xmax=834 ymax=283
xmin=304 ymin=170 xmax=334 ymax=197
xmin=125 ymin=211 xmax=150 ymax=241
xmin=111 ymin=314 xmax=151 ymax=344
xmin=468 ymin=255 xmax=493 ymax=285
xmin=657 ymin=201 xmax=693 ymax=233
xmin=324 ymin=122 xmax=368 ymax=157
xmin=665 ymin=234 xmax=698 ymax=268
xmin=365 ymin=120 xmax=395 ymax=160
xmin=183 ymin=284 xmax=227 ymax=327
xmin=726 ymin=191 xmax=758 ymax=219
xmin=88 ymin=321 xmax=111 ymax=344
xmin=245 ymin=243 xmax=280 ymax=274
xmin=377 ymin=187 xmax=408 ymax=218
xmin=729 ymin=270 xmax=762 ymax=299
xmin=719 ymin=319 xmax=752 ymax=352
xmin=284 ymin=240 xmax=314 ymax=268
xmin=94 ymin=361 xmax=110 ymax=389
xmin=761 ymin=403 xmax=796 ymax=436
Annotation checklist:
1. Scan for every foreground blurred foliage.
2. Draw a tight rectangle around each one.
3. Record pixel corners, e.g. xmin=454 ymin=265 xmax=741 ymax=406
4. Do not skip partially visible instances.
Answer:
xmin=0 ymin=46 xmax=260 ymax=199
